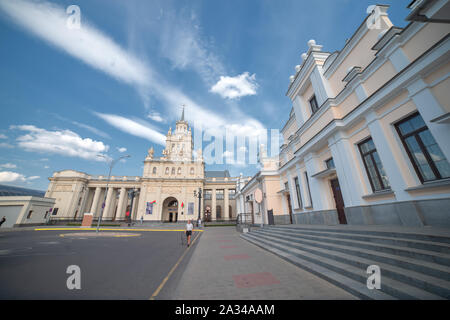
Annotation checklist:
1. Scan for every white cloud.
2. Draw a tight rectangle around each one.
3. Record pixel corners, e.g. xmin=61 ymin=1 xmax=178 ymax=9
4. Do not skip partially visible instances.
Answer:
xmin=0 ymin=163 xmax=17 ymax=169
xmin=0 ymin=134 xmax=7 ymax=139
xmin=0 ymin=171 xmax=39 ymax=183
xmin=11 ymin=125 xmax=109 ymax=162
xmin=0 ymin=171 xmax=26 ymax=182
xmin=44 ymin=165 xmax=50 ymax=169
xmin=117 ymin=147 xmax=127 ymax=153
xmin=95 ymin=113 xmax=166 ymax=146
xmin=147 ymin=111 xmax=165 ymax=123
xmin=0 ymin=0 xmax=150 ymax=91
xmin=210 ymin=72 xmax=258 ymax=100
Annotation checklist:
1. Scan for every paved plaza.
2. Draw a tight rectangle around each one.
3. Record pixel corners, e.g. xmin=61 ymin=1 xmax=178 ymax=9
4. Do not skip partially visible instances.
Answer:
xmin=164 ymin=226 xmax=357 ymax=300
xmin=0 ymin=226 xmax=358 ymax=300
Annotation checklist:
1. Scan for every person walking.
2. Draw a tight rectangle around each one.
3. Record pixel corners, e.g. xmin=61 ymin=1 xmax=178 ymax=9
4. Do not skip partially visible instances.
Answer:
xmin=140 ymin=215 xmax=144 ymax=225
xmin=185 ymin=219 xmax=193 ymax=247
xmin=0 ymin=216 xmax=5 ymax=227
xmin=197 ymin=217 xmax=202 ymax=228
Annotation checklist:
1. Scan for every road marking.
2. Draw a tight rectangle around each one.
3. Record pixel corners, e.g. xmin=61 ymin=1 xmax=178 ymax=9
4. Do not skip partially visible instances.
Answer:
xmin=149 ymin=231 xmax=202 ymax=300
xmin=35 ymin=228 xmax=204 ymax=232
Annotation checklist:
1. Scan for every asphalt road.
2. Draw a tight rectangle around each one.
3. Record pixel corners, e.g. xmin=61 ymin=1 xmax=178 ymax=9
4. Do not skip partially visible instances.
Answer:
xmin=0 ymin=229 xmax=200 ymax=299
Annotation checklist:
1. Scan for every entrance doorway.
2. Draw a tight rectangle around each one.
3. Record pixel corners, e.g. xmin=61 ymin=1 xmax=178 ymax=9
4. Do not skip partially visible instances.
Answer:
xmin=330 ymin=178 xmax=347 ymax=224
xmin=286 ymin=194 xmax=293 ymax=224
xmin=162 ymin=197 xmax=178 ymax=222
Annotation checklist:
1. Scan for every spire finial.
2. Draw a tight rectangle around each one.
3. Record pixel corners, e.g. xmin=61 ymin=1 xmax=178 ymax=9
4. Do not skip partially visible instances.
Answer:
xmin=181 ymin=104 xmax=185 ymax=121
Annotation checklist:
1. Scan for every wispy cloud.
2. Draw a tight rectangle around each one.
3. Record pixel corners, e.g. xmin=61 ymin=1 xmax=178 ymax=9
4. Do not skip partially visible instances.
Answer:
xmin=94 ymin=112 xmax=166 ymax=146
xmin=0 ymin=134 xmax=7 ymax=139
xmin=158 ymin=8 xmax=226 ymax=86
xmin=117 ymin=147 xmax=127 ymax=153
xmin=0 ymin=0 xmax=150 ymax=87
xmin=0 ymin=142 xmax=14 ymax=149
xmin=210 ymin=72 xmax=258 ymax=100
xmin=147 ymin=111 xmax=166 ymax=123
xmin=0 ymin=163 xmax=17 ymax=169
xmin=10 ymin=125 xmax=109 ymax=162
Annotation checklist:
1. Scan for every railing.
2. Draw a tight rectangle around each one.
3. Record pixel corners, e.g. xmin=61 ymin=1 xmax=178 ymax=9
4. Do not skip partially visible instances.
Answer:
xmin=236 ymin=213 xmax=253 ymax=233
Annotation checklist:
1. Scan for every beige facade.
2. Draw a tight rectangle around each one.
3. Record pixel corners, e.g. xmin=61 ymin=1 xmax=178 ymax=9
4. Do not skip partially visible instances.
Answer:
xmin=0 ymin=196 xmax=55 ymax=228
xmin=45 ymin=113 xmax=239 ymax=223
xmin=240 ymin=1 xmax=450 ymax=228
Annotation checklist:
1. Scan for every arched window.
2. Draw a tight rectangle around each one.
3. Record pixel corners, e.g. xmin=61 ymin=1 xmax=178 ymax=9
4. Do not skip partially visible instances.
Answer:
xmin=165 ymin=167 xmax=169 ymax=174
xmin=153 ymin=167 xmax=157 ymax=174
xmin=171 ymin=167 xmax=175 ymax=175
xmin=177 ymin=167 xmax=181 ymax=174
xmin=216 ymin=206 xmax=222 ymax=219
xmin=190 ymin=167 xmax=194 ymax=175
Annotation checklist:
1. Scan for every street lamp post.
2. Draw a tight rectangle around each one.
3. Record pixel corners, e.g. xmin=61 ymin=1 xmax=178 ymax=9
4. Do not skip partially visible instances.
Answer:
xmin=193 ymin=188 xmax=202 ymax=226
xmin=127 ymin=188 xmax=139 ymax=226
xmin=96 ymin=154 xmax=130 ymax=233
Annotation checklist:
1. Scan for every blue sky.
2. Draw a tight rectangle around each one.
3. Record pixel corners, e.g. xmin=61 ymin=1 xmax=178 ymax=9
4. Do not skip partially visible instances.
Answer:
xmin=0 ymin=0 xmax=410 ymax=191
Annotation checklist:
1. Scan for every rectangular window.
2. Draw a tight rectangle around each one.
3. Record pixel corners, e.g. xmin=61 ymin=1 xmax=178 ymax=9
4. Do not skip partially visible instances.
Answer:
xmin=284 ymin=182 xmax=289 ymax=191
xmin=309 ymin=95 xmax=319 ymax=114
xmin=304 ymin=172 xmax=313 ymax=207
xmin=216 ymin=189 xmax=224 ymax=200
xmin=358 ymin=137 xmax=391 ymax=192
xmin=395 ymin=113 xmax=450 ymax=183
xmin=294 ymin=177 xmax=303 ymax=209
xmin=325 ymin=157 xmax=335 ymax=169
xmin=228 ymin=189 xmax=236 ymax=199
xmin=204 ymin=190 xmax=212 ymax=200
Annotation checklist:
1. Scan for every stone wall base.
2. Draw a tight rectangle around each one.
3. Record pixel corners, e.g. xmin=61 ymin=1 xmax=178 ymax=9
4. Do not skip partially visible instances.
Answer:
xmin=285 ymin=198 xmax=450 ymax=228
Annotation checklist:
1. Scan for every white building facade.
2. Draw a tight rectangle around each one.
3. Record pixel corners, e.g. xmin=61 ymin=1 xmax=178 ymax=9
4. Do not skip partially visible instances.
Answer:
xmin=243 ymin=1 xmax=450 ymax=228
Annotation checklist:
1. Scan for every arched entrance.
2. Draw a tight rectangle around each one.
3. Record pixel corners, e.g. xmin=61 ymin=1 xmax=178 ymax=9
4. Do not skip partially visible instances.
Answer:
xmin=162 ymin=197 xmax=178 ymax=222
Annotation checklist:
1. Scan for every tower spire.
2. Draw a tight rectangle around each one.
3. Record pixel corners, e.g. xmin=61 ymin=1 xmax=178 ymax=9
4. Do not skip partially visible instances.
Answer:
xmin=181 ymin=104 xmax=185 ymax=121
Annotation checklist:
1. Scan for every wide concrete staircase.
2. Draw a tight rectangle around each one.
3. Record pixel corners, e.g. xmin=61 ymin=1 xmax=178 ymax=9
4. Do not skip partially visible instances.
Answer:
xmin=240 ymin=224 xmax=450 ymax=299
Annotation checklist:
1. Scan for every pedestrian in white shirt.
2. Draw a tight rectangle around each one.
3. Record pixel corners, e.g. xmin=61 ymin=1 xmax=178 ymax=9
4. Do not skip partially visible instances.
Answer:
xmin=186 ymin=219 xmax=193 ymax=247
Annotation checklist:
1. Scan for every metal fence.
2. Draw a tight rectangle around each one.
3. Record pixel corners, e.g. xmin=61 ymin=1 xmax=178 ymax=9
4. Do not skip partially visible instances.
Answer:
xmin=236 ymin=213 xmax=253 ymax=233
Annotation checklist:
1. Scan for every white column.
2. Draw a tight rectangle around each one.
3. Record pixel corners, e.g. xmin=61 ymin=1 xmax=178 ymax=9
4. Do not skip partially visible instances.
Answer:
xmin=407 ymin=78 xmax=450 ymax=162
xmin=366 ymin=112 xmax=413 ymax=201
xmin=310 ymin=66 xmax=332 ymax=106
xmin=295 ymin=163 xmax=307 ymax=209
xmin=102 ymin=187 xmax=115 ymax=221
xmin=286 ymin=171 xmax=298 ymax=211
xmin=279 ymin=176 xmax=288 ymax=215
xmin=116 ymin=187 xmax=127 ymax=221
xmin=292 ymin=95 xmax=307 ymax=127
xmin=304 ymin=153 xmax=329 ymax=211
xmin=211 ymin=188 xmax=217 ymax=221
xmin=224 ymin=188 xmax=229 ymax=220
xmin=388 ymin=47 xmax=410 ymax=72
xmin=90 ymin=187 xmax=101 ymax=216
xmin=328 ymin=132 xmax=366 ymax=207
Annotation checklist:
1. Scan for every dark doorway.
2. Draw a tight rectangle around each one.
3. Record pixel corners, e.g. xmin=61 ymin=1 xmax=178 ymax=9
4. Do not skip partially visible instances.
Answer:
xmin=330 ymin=178 xmax=347 ymax=224
xmin=267 ymin=209 xmax=274 ymax=225
xmin=286 ymin=194 xmax=293 ymax=224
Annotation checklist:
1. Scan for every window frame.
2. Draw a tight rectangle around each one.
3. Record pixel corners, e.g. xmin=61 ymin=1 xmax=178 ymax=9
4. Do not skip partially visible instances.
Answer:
xmin=309 ymin=95 xmax=319 ymax=114
xmin=357 ymin=137 xmax=390 ymax=192
xmin=395 ymin=112 xmax=448 ymax=183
